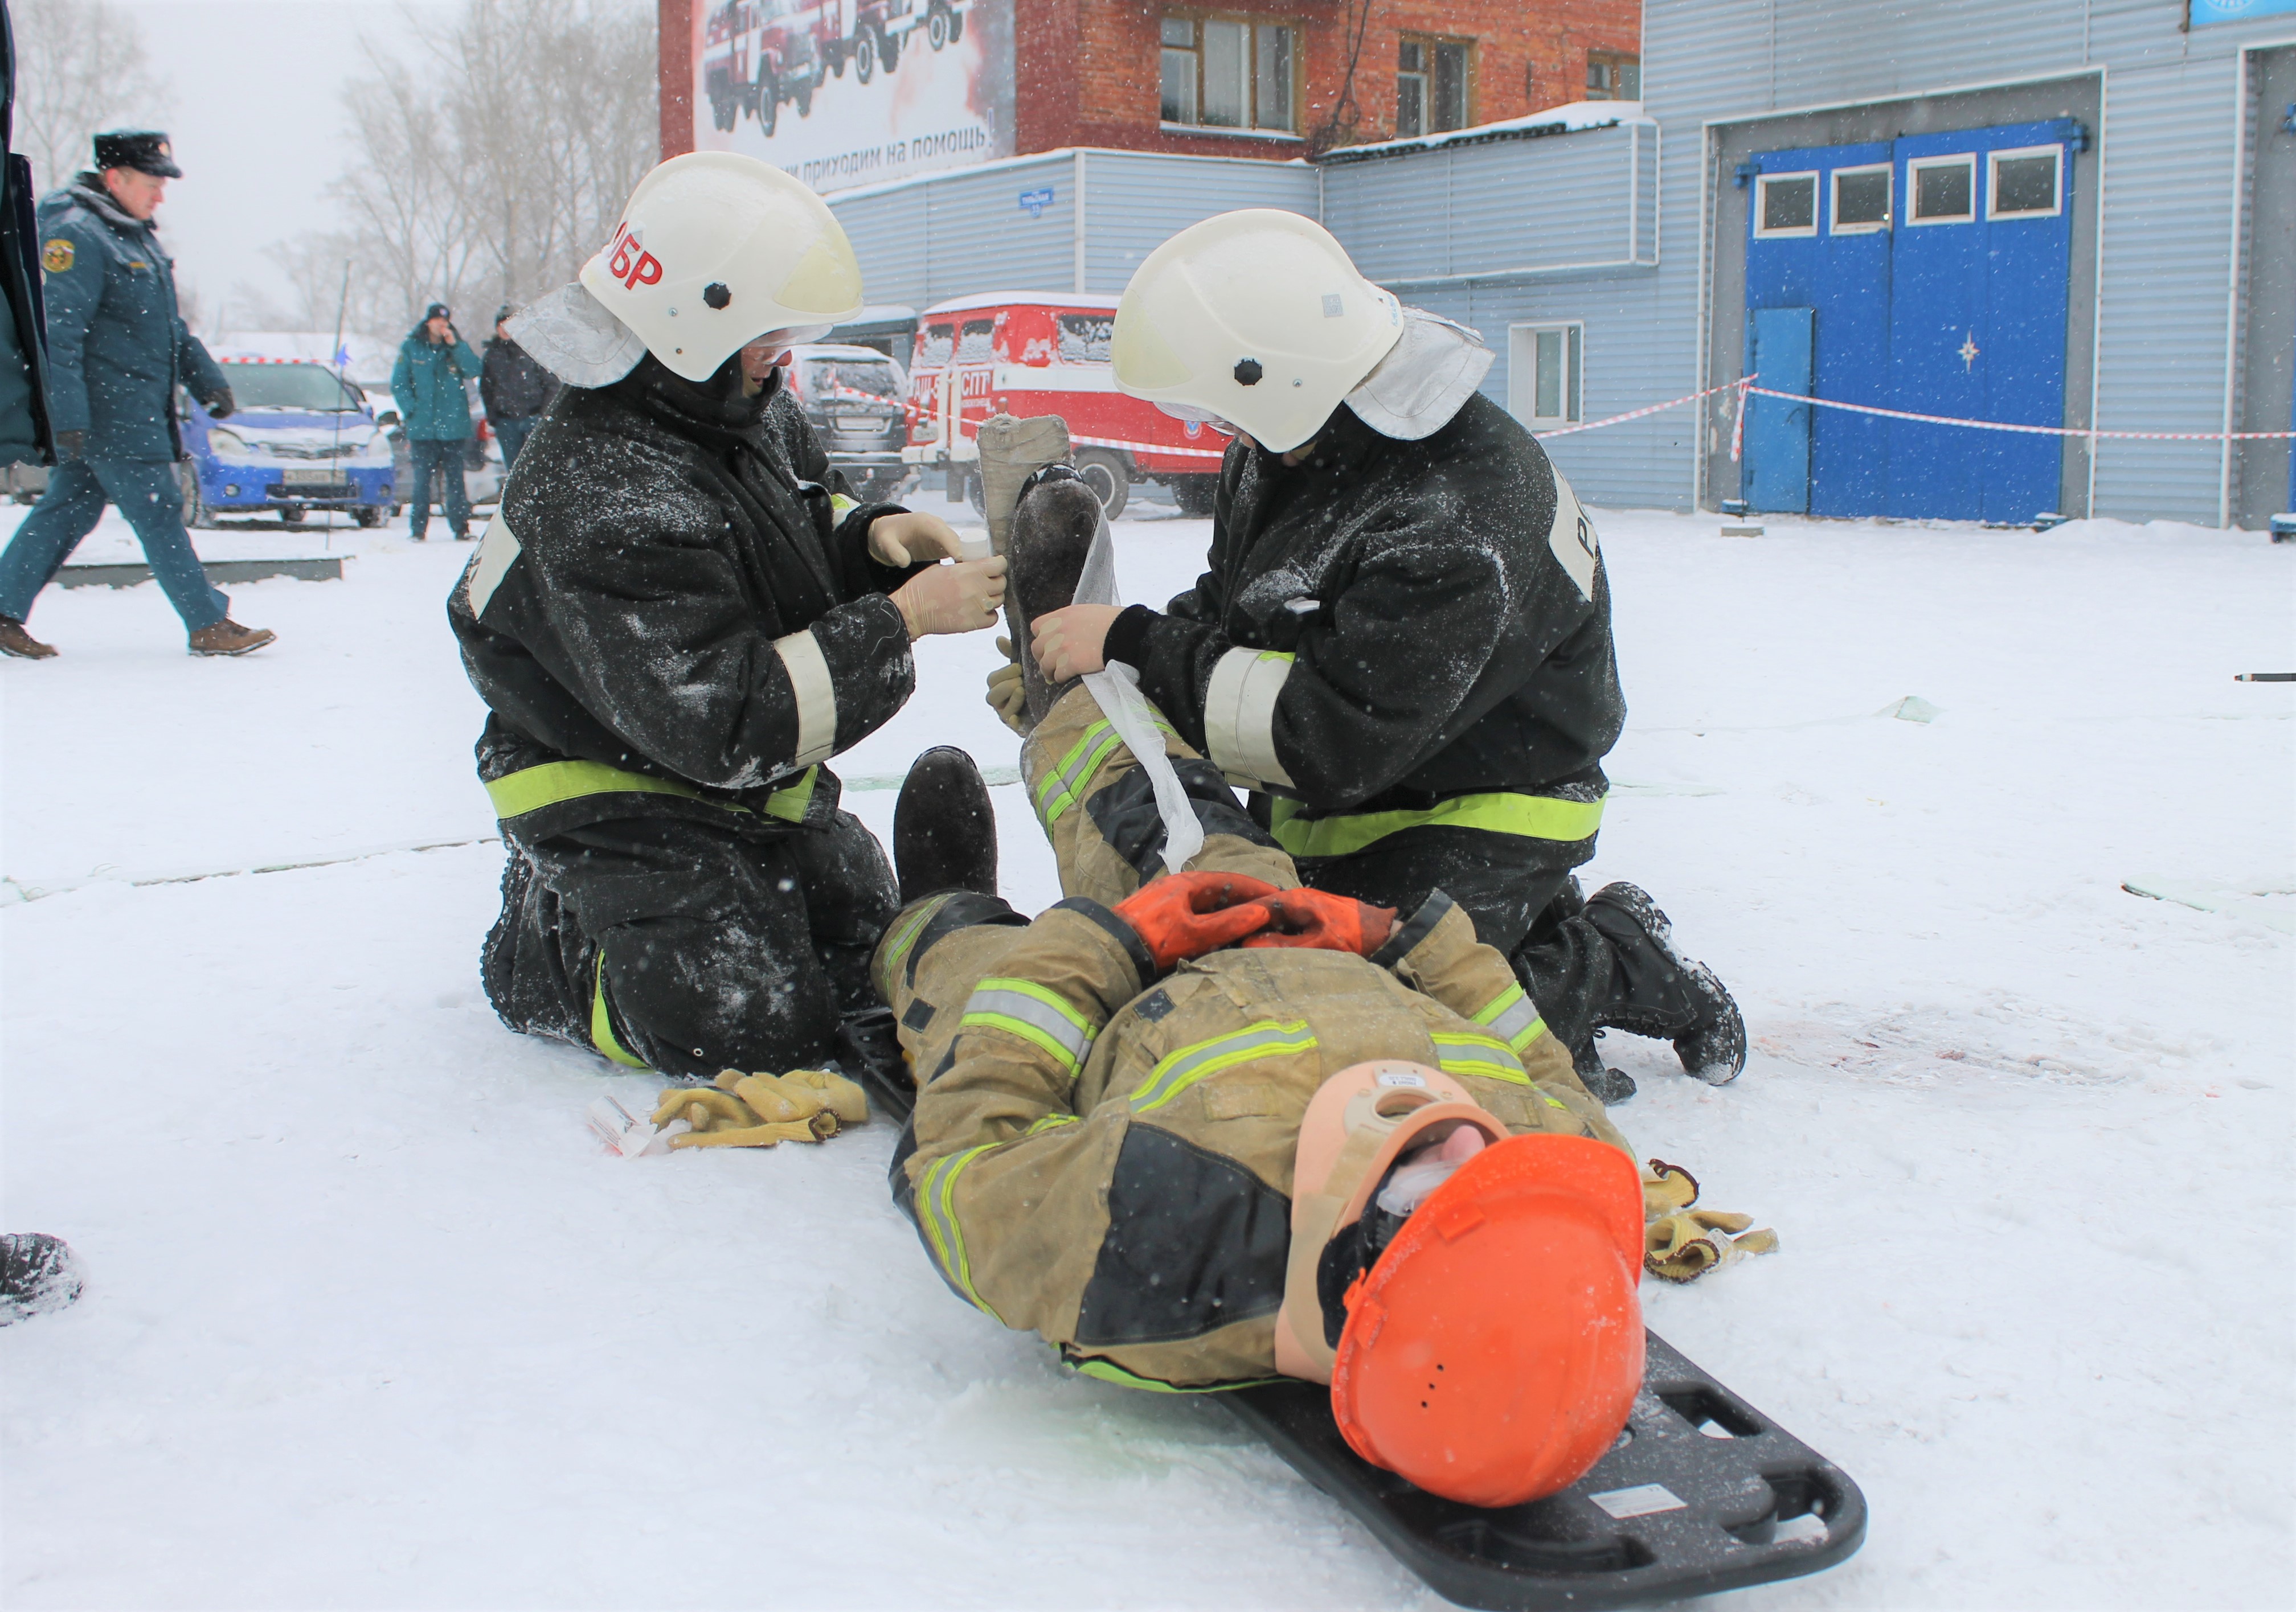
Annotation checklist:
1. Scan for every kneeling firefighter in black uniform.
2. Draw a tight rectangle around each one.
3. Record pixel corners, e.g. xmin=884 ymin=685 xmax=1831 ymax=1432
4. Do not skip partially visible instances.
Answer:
xmin=1018 ymin=211 xmax=1744 ymax=1099
xmin=449 ymin=154 xmax=1007 ymax=1078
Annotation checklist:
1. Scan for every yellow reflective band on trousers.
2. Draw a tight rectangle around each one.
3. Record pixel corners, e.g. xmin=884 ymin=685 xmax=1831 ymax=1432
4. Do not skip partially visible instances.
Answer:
xmin=1129 ymin=1020 xmax=1317 ymax=1114
xmin=1471 ymin=983 xmax=1550 ymax=1055
xmin=1032 ymin=715 xmax=1178 ymax=829
xmin=591 ymin=954 xmax=646 ymax=1069
xmin=1071 ymin=1357 xmax=1282 ymax=1393
xmin=484 ymin=759 xmax=817 ymax=825
xmin=1266 ymin=790 xmax=1607 ymax=860
xmin=918 ymin=1144 xmax=1004 ymax=1320
xmin=959 ymin=978 xmax=1096 ymax=1077
xmin=1430 ymin=1030 xmax=1528 ymax=1085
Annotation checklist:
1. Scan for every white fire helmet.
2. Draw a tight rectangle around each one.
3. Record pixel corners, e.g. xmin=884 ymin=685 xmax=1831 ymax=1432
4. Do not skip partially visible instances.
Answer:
xmin=1111 ymin=210 xmax=1403 ymax=454
xmin=577 ymin=151 xmax=865 ymax=383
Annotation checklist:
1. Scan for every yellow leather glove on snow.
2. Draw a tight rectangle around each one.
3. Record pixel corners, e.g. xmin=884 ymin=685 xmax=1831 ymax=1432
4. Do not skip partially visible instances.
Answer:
xmin=1644 ymin=1210 xmax=1779 ymax=1282
xmin=650 ymin=1069 xmax=868 ymax=1149
xmin=1643 ymin=1158 xmax=1701 ymax=1217
xmin=987 ymin=635 xmax=1032 ymax=733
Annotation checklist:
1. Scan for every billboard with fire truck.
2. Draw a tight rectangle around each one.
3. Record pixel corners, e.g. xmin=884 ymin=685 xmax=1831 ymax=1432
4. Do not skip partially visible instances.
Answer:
xmin=690 ymin=0 xmax=1012 ymax=194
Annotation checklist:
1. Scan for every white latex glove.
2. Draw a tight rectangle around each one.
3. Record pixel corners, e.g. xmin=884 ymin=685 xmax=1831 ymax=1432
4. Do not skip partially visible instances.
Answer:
xmin=868 ymin=511 xmax=966 ymax=567
xmin=893 ymin=556 xmax=1007 ymax=638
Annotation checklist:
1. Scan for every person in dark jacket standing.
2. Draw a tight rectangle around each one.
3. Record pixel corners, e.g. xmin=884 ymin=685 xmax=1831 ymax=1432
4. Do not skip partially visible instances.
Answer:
xmin=1024 ymin=211 xmax=1744 ymax=1099
xmin=0 ymin=130 xmax=272 ymax=658
xmin=451 ymin=152 xmax=1008 ymax=1080
xmin=480 ymin=303 xmax=554 ymax=470
xmin=391 ymin=302 xmax=480 ymax=540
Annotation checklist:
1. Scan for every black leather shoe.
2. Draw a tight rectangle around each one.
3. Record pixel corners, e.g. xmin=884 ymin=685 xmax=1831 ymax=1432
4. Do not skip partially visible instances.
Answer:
xmin=894 ymin=745 xmax=999 ymax=905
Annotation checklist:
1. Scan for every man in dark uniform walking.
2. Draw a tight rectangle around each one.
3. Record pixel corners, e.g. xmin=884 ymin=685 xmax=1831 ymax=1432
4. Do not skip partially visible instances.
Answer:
xmin=0 ymin=130 xmax=272 ymax=658
xmin=452 ymin=153 xmax=1007 ymax=1080
xmin=1025 ymin=211 xmax=1744 ymax=1100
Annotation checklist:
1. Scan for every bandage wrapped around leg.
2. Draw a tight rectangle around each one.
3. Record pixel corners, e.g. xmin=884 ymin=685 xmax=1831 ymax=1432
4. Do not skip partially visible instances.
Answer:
xmin=977 ymin=413 xmax=1072 ymax=556
xmin=651 ymin=1068 xmax=872 ymax=1149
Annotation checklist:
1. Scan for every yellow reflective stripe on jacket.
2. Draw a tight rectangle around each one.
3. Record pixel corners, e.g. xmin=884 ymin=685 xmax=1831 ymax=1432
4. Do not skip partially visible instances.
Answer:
xmin=918 ymin=1144 xmax=1004 ymax=1320
xmin=1071 ymin=1357 xmax=1282 ymax=1394
xmin=1129 ymin=1020 xmax=1317 ymax=1114
xmin=484 ymin=760 xmax=817 ymax=824
xmin=830 ymin=493 xmax=858 ymax=522
xmin=590 ymin=955 xmax=646 ymax=1069
xmin=1267 ymin=790 xmax=1607 ymax=860
xmin=1202 ymin=647 xmax=1296 ymax=789
xmin=1430 ymin=1029 xmax=1528 ymax=1085
xmin=960 ymin=978 xmax=1096 ymax=1076
xmin=1471 ymin=983 xmax=1550 ymax=1055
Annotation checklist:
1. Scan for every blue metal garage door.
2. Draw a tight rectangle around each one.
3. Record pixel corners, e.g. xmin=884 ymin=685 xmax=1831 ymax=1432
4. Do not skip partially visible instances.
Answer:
xmin=1742 ymin=120 xmax=2077 ymax=523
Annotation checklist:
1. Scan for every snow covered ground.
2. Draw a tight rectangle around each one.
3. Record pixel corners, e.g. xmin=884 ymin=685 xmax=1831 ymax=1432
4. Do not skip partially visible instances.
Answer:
xmin=2 ymin=500 xmax=2289 ymax=1609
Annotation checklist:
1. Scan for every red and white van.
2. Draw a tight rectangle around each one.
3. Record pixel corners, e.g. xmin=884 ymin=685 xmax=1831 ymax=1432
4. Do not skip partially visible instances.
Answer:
xmin=902 ymin=293 xmax=1231 ymax=518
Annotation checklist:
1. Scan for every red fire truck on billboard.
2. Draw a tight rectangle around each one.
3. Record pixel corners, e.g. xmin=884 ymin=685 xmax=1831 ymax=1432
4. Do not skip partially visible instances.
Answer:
xmin=903 ymin=294 xmax=1231 ymax=518
xmin=700 ymin=0 xmax=972 ymax=136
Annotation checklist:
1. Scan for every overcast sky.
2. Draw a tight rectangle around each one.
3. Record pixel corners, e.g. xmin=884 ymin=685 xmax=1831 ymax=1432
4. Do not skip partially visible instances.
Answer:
xmin=113 ymin=1 xmax=458 ymax=330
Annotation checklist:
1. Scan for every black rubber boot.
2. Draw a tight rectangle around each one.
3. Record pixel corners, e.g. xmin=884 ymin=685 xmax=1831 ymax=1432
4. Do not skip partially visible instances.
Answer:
xmin=893 ymin=745 xmax=999 ymax=905
xmin=1581 ymin=883 xmax=1747 ymax=1085
xmin=1006 ymin=464 xmax=1100 ymax=723
xmin=1572 ymin=1033 xmax=1638 ymax=1106
xmin=0 ymin=1233 xmax=83 ymax=1325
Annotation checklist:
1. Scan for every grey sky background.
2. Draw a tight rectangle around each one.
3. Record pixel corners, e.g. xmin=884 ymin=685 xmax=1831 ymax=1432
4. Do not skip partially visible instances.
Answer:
xmin=115 ymin=0 xmax=454 ymax=332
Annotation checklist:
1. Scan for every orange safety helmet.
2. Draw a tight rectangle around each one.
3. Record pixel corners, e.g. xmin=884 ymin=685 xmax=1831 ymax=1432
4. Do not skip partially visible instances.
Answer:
xmin=1276 ymin=1061 xmax=1646 ymax=1509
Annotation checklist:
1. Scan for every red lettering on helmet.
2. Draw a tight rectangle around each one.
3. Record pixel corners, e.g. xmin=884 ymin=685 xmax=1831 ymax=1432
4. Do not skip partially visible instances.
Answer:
xmin=627 ymin=250 xmax=663 ymax=290
xmin=608 ymin=235 xmax=633 ymax=282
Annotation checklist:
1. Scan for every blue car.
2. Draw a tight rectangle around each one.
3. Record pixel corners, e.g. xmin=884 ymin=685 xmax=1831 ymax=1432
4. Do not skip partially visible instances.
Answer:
xmin=180 ymin=359 xmax=399 ymax=527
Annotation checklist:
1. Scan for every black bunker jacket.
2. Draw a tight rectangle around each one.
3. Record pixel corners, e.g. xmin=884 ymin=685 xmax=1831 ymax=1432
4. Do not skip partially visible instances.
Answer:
xmin=1103 ymin=393 xmax=1626 ymax=886
xmin=449 ymin=356 xmax=925 ymax=845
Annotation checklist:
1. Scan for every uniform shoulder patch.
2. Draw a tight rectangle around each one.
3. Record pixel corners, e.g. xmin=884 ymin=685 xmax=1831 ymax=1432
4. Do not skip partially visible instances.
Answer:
xmin=40 ymin=238 xmax=73 ymax=273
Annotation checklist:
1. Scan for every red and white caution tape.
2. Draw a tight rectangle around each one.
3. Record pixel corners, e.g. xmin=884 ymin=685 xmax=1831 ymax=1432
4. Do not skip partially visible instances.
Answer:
xmin=1066 ymin=430 xmax=1230 ymax=462
xmin=1532 ymin=377 xmax=1757 ymax=442
xmin=1741 ymin=385 xmax=2296 ymax=443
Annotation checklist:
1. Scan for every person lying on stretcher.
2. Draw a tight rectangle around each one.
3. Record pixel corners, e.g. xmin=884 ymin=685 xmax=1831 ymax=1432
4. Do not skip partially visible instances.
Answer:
xmin=838 ymin=463 xmax=1775 ymax=1508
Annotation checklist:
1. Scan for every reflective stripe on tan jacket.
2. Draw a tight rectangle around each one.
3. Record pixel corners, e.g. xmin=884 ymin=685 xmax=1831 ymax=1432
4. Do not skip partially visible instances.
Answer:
xmin=875 ymin=684 xmax=1632 ymax=1392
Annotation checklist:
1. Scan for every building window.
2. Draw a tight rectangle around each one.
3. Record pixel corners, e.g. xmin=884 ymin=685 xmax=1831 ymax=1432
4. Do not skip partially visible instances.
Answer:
xmin=1508 ymin=322 xmax=1582 ymax=427
xmin=1397 ymin=37 xmax=1471 ymax=138
xmin=1909 ymin=154 xmax=1976 ymax=224
xmin=1162 ymin=14 xmax=1297 ymax=132
xmin=1830 ymin=164 xmax=1892 ymax=233
xmin=1585 ymin=51 xmax=1640 ymax=101
xmin=1988 ymin=145 xmax=2062 ymax=219
xmin=1753 ymin=172 xmax=1819 ymax=238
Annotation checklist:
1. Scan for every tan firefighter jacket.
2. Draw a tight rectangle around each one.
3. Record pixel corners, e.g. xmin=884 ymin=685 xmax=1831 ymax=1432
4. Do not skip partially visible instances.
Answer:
xmin=875 ymin=683 xmax=1631 ymax=1392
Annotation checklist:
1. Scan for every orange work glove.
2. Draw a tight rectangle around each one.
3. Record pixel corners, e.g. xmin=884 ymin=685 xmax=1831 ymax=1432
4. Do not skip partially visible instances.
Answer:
xmin=1111 ymin=871 xmax=1282 ymax=973
xmin=1241 ymin=888 xmax=1398 ymax=957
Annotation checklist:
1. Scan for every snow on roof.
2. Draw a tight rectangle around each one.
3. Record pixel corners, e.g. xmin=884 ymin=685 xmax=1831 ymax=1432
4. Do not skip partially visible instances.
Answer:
xmin=1320 ymin=101 xmax=1649 ymax=164
xmin=920 ymin=291 xmax=1123 ymax=318
xmin=788 ymin=342 xmax=900 ymax=359
xmin=833 ymin=305 xmax=917 ymax=327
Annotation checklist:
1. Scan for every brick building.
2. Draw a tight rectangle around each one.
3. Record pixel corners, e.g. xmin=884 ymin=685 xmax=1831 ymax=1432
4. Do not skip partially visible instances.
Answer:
xmin=1018 ymin=0 xmax=1640 ymax=159
xmin=656 ymin=0 xmax=1640 ymax=169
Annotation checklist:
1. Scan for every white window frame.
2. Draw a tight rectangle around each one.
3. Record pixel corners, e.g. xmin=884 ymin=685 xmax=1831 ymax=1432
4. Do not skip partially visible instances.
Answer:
xmin=1507 ymin=321 xmax=1583 ymax=428
xmin=1752 ymin=171 xmax=1820 ymax=239
xmin=1907 ymin=153 xmax=1978 ymax=225
xmin=1986 ymin=143 xmax=2064 ymax=220
xmin=1828 ymin=163 xmax=1892 ymax=235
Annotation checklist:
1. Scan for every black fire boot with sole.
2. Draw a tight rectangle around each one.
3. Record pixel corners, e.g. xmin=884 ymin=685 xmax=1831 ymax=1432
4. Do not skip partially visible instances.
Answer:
xmin=893 ymin=745 xmax=999 ymax=905
xmin=1005 ymin=464 xmax=1100 ymax=723
xmin=1582 ymin=882 xmax=1749 ymax=1084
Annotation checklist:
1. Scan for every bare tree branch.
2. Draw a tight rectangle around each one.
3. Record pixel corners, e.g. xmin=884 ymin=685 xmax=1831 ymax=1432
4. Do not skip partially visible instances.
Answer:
xmin=13 ymin=0 xmax=170 ymax=193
